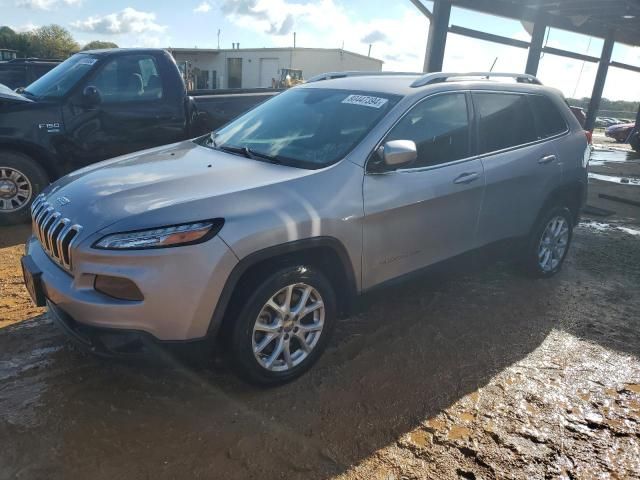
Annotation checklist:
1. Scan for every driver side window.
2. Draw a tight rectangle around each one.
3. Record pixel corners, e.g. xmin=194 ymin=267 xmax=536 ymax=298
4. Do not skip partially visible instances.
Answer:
xmin=89 ymin=55 xmax=163 ymax=103
xmin=384 ymin=93 xmax=471 ymax=169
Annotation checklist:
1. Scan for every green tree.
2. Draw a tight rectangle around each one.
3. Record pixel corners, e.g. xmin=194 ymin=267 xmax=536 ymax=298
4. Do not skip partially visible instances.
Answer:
xmin=0 ymin=26 xmax=33 ymax=57
xmin=82 ymin=40 xmax=119 ymax=51
xmin=28 ymin=25 xmax=79 ymax=59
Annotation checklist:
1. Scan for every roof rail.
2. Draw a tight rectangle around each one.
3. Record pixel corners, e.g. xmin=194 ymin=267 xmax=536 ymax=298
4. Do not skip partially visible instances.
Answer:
xmin=306 ymin=71 xmax=423 ymax=83
xmin=410 ymin=72 xmax=542 ymax=88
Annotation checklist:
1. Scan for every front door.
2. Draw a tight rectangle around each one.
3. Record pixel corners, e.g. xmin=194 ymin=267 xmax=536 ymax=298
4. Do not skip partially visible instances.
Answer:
xmin=62 ymin=53 xmax=185 ymax=168
xmin=362 ymin=92 xmax=485 ymax=289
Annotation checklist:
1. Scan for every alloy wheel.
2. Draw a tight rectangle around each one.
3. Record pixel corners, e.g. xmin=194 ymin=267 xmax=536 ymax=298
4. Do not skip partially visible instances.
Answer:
xmin=538 ymin=215 xmax=569 ymax=272
xmin=252 ymin=283 xmax=325 ymax=372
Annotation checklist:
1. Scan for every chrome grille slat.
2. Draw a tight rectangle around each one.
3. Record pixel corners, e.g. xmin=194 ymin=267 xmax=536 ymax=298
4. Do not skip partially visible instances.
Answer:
xmin=30 ymin=194 xmax=82 ymax=272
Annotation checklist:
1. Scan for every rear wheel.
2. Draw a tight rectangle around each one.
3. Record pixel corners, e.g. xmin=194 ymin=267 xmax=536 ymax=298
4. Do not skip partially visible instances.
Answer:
xmin=0 ymin=151 xmax=48 ymax=225
xmin=521 ymin=206 xmax=573 ymax=278
xmin=229 ymin=265 xmax=336 ymax=386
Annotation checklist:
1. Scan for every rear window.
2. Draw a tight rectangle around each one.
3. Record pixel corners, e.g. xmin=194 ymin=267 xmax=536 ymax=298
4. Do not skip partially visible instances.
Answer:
xmin=529 ymin=95 xmax=568 ymax=138
xmin=473 ymin=92 xmax=537 ymax=154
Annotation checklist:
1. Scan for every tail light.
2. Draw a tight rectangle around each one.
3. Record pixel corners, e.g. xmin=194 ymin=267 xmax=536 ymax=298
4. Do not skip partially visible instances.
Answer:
xmin=584 ymin=130 xmax=593 ymax=145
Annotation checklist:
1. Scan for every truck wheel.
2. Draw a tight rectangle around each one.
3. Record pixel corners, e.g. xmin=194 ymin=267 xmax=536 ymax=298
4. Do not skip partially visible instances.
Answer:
xmin=521 ymin=206 xmax=574 ymax=278
xmin=229 ymin=265 xmax=336 ymax=386
xmin=0 ymin=151 xmax=48 ymax=225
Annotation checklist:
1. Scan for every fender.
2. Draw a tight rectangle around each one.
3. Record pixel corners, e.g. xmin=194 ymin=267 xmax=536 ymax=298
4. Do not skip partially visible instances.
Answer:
xmin=206 ymin=236 xmax=358 ymax=339
xmin=0 ymin=139 xmax=64 ymax=180
xmin=530 ymin=179 xmax=585 ymax=233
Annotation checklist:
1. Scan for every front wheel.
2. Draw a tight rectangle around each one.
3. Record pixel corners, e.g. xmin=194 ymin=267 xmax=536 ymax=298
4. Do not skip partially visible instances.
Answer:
xmin=521 ymin=206 xmax=574 ymax=278
xmin=229 ymin=266 xmax=336 ymax=386
xmin=0 ymin=151 xmax=49 ymax=225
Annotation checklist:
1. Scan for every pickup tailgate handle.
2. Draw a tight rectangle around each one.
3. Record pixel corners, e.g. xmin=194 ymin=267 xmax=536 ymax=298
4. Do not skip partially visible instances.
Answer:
xmin=538 ymin=154 xmax=557 ymax=164
xmin=453 ymin=172 xmax=480 ymax=184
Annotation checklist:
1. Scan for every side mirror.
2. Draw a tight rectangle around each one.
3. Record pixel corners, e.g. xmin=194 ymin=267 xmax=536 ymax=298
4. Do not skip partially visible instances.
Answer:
xmin=381 ymin=140 xmax=417 ymax=169
xmin=81 ymin=85 xmax=101 ymax=107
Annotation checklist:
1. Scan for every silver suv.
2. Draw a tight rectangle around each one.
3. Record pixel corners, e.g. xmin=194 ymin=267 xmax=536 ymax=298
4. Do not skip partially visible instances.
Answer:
xmin=22 ymin=72 xmax=589 ymax=385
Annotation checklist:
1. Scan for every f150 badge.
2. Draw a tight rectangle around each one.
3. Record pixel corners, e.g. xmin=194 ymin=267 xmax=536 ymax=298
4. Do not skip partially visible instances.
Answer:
xmin=38 ymin=122 xmax=63 ymax=133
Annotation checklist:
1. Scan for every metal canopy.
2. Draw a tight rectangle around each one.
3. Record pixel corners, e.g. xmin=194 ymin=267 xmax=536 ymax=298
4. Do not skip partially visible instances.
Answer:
xmin=449 ymin=0 xmax=640 ymax=47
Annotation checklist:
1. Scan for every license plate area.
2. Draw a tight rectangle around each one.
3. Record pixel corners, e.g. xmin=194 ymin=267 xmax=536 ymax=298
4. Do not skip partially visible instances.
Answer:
xmin=21 ymin=256 xmax=46 ymax=307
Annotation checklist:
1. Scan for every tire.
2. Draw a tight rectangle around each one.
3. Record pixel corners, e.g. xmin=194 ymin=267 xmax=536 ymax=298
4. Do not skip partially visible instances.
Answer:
xmin=229 ymin=265 xmax=336 ymax=386
xmin=521 ymin=206 xmax=573 ymax=278
xmin=0 ymin=151 xmax=49 ymax=225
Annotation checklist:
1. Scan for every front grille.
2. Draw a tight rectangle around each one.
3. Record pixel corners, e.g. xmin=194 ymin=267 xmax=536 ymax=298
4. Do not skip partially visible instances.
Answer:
xmin=31 ymin=195 xmax=82 ymax=272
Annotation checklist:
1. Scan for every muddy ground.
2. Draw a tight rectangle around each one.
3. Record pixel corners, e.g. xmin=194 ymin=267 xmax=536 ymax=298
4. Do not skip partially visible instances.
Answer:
xmin=1 ymin=147 xmax=639 ymax=479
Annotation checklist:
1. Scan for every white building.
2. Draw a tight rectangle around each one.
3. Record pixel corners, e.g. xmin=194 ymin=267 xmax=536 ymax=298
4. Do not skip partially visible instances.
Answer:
xmin=167 ymin=47 xmax=383 ymax=90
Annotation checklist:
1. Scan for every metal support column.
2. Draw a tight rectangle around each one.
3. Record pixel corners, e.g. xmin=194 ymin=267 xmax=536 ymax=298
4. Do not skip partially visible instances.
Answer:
xmin=525 ymin=19 xmax=546 ymax=75
xmin=585 ymin=33 xmax=615 ymax=131
xmin=423 ymin=0 xmax=452 ymax=72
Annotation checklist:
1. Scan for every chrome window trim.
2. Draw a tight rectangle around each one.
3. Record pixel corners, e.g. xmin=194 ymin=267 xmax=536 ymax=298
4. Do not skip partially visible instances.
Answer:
xmin=365 ymin=88 xmax=571 ymax=175
xmin=470 ymin=90 xmax=570 ymax=161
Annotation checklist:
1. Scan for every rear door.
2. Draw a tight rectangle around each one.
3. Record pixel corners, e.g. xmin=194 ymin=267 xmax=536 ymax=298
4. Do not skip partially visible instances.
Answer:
xmin=472 ymin=91 xmax=564 ymax=246
xmin=62 ymin=53 xmax=186 ymax=166
xmin=362 ymin=92 xmax=485 ymax=288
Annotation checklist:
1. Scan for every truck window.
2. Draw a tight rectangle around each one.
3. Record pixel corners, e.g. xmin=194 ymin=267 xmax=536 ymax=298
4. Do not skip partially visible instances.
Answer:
xmin=89 ymin=55 xmax=163 ymax=103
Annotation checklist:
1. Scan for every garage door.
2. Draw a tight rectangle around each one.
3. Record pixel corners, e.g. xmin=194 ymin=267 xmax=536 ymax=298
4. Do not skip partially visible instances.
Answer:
xmin=259 ymin=58 xmax=279 ymax=88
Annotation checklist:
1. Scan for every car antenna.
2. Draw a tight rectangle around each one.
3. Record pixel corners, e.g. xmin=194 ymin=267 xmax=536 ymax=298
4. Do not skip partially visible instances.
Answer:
xmin=487 ymin=57 xmax=498 ymax=78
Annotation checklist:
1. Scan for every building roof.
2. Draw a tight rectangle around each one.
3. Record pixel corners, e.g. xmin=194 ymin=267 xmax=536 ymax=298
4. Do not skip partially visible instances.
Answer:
xmin=450 ymin=0 xmax=640 ymax=46
xmin=167 ymin=47 xmax=383 ymax=64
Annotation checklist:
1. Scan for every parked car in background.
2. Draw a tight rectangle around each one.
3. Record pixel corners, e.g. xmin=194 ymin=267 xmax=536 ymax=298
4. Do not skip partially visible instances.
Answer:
xmin=0 ymin=58 xmax=61 ymax=90
xmin=605 ymin=122 xmax=635 ymax=142
xmin=21 ymin=71 xmax=589 ymax=385
xmin=0 ymin=48 xmax=279 ymax=224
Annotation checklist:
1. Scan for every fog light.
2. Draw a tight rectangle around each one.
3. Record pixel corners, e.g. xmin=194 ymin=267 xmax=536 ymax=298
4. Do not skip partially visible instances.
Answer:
xmin=94 ymin=275 xmax=144 ymax=301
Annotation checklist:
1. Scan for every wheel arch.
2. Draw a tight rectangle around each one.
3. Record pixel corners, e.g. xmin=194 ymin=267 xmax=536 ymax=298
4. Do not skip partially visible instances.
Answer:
xmin=0 ymin=140 xmax=61 ymax=181
xmin=533 ymin=180 xmax=585 ymax=232
xmin=208 ymin=237 xmax=358 ymax=340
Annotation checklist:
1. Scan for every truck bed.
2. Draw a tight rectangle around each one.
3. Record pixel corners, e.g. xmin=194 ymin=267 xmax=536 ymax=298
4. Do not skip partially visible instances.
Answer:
xmin=191 ymin=89 xmax=281 ymax=132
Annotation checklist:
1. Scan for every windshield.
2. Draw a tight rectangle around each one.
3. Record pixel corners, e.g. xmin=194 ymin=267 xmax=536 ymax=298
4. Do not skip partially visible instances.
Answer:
xmin=24 ymin=54 xmax=98 ymax=99
xmin=204 ymin=88 xmax=401 ymax=169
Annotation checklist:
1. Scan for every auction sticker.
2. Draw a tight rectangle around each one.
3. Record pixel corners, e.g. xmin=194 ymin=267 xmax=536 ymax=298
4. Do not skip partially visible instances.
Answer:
xmin=342 ymin=94 xmax=388 ymax=108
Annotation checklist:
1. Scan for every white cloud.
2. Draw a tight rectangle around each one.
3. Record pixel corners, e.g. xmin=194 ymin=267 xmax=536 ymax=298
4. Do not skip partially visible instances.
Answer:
xmin=71 ymin=8 xmax=166 ymax=35
xmin=16 ymin=0 xmax=81 ymax=10
xmin=215 ymin=0 xmax=429 ymax=69
xmin=10 ymin=22 xmax=39 ymax=32
xmin=194 ymin=1 xmax=212 ymax=13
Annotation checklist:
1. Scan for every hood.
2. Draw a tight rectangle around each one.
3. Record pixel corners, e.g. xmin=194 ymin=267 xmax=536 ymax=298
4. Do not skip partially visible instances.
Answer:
xmin=0 ymin=83 xmax=33 ymax=104
xmin=42 ymin=140 xmax=316 ymax=234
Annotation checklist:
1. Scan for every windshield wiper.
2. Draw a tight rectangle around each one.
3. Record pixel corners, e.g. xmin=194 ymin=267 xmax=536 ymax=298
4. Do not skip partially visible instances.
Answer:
xmin=216 ymin=144 xmax=281 ymax=164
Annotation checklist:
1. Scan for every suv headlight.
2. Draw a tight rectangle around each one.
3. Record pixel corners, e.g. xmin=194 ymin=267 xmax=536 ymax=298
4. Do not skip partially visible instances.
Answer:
xmin=94 ymin=219 xmax=224 ymax=250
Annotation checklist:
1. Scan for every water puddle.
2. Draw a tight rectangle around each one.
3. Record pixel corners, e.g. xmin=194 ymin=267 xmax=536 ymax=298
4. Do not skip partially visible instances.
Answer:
xmin=446 ymin=425 xmax=471 ymax=441
xmin=588 ymin=172 xmax=640 ymax=185
xmin=409 ymin=429 xmax=432 ymax=447
xmin=580 ymin=221 xmax=640 ymax=237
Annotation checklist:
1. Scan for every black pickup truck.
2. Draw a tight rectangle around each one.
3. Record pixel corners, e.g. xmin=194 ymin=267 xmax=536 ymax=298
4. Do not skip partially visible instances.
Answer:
xmin=0 ymin=48 xmax=278 ymax=224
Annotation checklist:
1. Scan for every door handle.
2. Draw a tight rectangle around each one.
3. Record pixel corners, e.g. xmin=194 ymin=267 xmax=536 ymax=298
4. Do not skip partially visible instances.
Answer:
xmin=538 ymin=154 xmax=557 ymax=164
xmin=453 ymin=172 xmax=480 ymax=184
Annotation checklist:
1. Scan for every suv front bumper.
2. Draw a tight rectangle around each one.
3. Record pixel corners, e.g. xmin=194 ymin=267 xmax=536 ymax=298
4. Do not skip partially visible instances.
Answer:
xmin=24 ymin=234 xmax=238 ymax=342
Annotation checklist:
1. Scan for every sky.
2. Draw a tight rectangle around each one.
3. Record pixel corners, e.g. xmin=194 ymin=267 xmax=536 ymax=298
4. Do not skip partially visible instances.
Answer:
xmin=3 ymin=0 xmax=640 ymax=101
